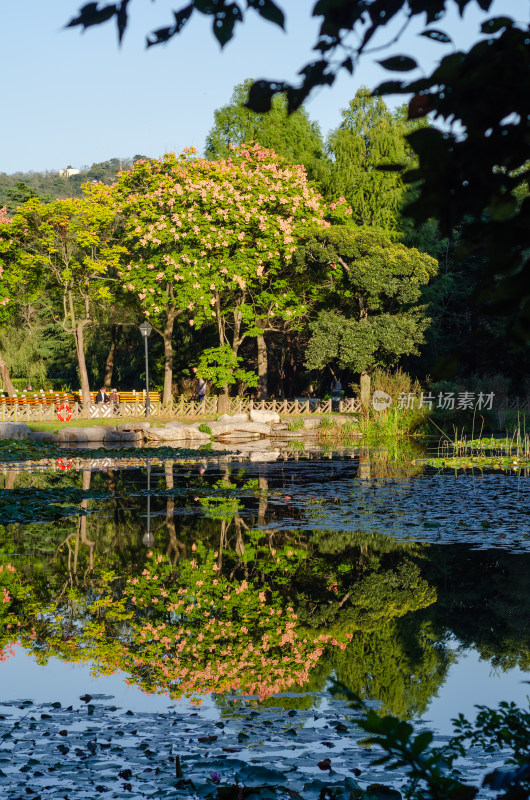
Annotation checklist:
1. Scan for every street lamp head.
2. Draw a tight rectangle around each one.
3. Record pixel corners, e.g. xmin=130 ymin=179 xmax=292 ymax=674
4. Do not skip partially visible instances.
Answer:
xmin=139 ymin=320 xmax=153 ymax=339
xmin=142 ymin=531 xmax=155 ymax=548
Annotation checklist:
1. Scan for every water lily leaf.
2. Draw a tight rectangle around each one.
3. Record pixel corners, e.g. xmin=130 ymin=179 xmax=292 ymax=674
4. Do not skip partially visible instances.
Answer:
xmin=236 ymin=765 xmax=287 ymax=786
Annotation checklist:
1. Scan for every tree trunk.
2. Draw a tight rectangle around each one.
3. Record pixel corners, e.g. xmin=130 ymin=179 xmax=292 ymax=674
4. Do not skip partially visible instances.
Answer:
xmin=357 ymin=450 xmax=372 ymax=481
xmin=76 ymin=323 xmax=92 ymax=405
xmin=218 ymin=386 xmax=230 ymax=414
xmin=256 ymin=332 xmax=268 ymax=400
xmin=73 ymin=470 xmax=95 ymax=576
xmin=360 ymin=371 xmax=371 ymax=411
xmin=164 ymin=461 xmax=185 ymax=564
xmin=283 ymin=332 xmax=297 ymax=398
xmin=0 ymin=349 xmax=16 ymax=395
xmin=162 ymin=314 xmax=176 ymax=405
xmin=103 ymin=326 xmax=120 ymax=390
xmin=257 ymin=475 xmax=268 ymax=526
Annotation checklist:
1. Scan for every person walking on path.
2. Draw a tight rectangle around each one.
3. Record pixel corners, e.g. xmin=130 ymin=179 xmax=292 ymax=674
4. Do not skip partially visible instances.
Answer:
xmin=330 ymin=377 xmax=342 ymax=411
xmin=194 ymin=375 xmax=207 ymax=404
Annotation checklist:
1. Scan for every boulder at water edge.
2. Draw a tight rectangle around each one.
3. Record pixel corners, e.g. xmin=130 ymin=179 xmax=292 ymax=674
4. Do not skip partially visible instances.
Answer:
xmin=303 ymin=417 xmax=322 ymax=429
xmin=0 ymin=422 xmax=33 ymax=439
xmin=216 ymin=413 xmax=249 ymax=423
xmin=208 ymin=420 xmax=270 ymax=438
xmin=146 ymin=423 xmax=210 ymax=442
xmin=58 ymin=426 xmax=113 ymax=444
xmin=30 ymin=431 xmax=60 ymax=443
xmin=249 ymin=409 xmax=280 ymax=424
xmin=116 ymin=422 xmax=151 ymax=431
xmin=58 ymin=426 xmax=142 ymax=444
xmin=102 ymin=430 xmax=143 ymax=443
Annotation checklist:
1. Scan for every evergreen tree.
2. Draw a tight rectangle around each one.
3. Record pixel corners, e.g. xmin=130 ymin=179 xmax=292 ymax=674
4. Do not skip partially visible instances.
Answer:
xmin=325 ymin=88 xmax=413 ymax=230
xmin=205 ymin=79 xmax=329 ymax=185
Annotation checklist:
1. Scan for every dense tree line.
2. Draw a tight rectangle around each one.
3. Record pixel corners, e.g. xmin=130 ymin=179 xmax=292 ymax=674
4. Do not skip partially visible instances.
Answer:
xmin=0 ymin=157 xmax=146 ymax=213
xmin=0 ymin=86 xmax=525 ymax=401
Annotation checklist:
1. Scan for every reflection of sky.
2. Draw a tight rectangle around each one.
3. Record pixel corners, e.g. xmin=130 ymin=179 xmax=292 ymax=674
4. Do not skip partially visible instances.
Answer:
xmin=0 ymin=645 xmax=219 ymax=718
xmin=1 ymin=643 xmax=528 ymax=737
xmin=420 ymin=645 xmax=530 ymax=734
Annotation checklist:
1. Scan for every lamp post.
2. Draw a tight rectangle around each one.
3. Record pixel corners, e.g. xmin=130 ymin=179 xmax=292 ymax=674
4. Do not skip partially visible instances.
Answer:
xmin=142 ymin=456 xmax=154 ymax=548
xmin=139 ymin=321 xmax=153 ymax=417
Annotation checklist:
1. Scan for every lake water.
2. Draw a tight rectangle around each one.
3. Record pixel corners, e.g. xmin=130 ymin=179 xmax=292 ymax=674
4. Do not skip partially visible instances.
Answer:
xmin=0 ymin=443 xmax=529 ymax=798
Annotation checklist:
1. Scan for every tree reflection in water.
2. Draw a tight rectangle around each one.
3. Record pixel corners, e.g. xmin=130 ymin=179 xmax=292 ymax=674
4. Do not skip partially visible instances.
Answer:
xmin=0 ymin=453 xmax=528 ymax=721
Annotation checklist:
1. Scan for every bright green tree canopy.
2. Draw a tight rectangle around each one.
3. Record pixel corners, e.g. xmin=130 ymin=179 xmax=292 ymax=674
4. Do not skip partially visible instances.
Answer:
xmin=325 ymin=88 xmax=413 ymax=230
xmin=302 ymin=224 xmax=438 ymax=374
xmin=205 ymin=79 xmax=329 ymax=185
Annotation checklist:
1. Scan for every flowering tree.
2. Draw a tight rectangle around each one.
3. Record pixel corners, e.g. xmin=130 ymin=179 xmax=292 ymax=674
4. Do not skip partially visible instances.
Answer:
xmin=0 ymin=187 xmax=125 ymax=403
xmin=113 ymin=145 xmax=327 ymax=403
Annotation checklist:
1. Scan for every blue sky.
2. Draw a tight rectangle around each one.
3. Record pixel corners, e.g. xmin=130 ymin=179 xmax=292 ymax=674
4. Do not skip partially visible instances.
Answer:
xmin=0 ymin=0 xmax=525 ymax=173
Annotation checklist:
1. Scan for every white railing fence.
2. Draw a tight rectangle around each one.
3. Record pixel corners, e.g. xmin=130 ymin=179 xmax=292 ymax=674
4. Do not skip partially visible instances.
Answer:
xmin=0 ymin=396 xmax=363 ymax=422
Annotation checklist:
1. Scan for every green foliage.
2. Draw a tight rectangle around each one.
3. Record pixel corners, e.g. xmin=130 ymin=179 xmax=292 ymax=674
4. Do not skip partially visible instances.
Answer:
xmin=0 ymin=327 xmax=51 ymax=389
xmin=358 ymin=700 xmax=530 ymax=800
xmin=287 ymin=419 xmax=304 ymax=431
xmin=113 ymin=144 xmax=326 ymax=395
xmin=303 ymin=227 xmax=437 ymax=376
xmin=325 ymin=88 xmax=414 ymax=229
xmin=205 ymin=79 xmax=329 ymax=185
xmin=0 ymin=485 xmax=111 ymax=524
xmin=68 ymin=0 xmax=529 ymax=351
xmin=198 ymin=345 xmax=258 ymax=390
xmin=0 ymin=186 xmax=126 ymax=399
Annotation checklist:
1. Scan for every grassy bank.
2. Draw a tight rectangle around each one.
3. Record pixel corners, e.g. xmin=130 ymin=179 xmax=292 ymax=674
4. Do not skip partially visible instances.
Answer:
xmin=24 ymin=416 xmax=218 ymax=435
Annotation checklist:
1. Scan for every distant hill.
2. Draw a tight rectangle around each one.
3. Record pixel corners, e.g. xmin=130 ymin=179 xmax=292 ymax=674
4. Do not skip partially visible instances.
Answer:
xmin=0 ymin=156 xmax=148 ymax=213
